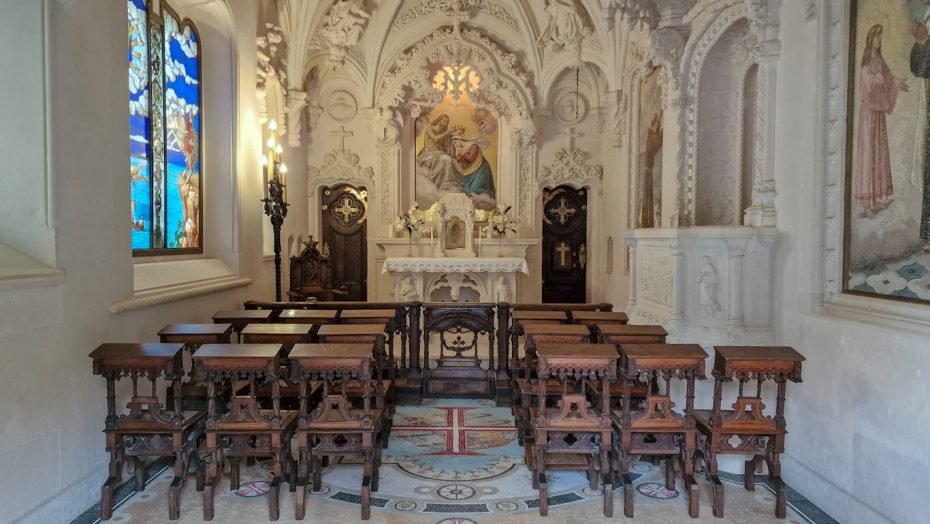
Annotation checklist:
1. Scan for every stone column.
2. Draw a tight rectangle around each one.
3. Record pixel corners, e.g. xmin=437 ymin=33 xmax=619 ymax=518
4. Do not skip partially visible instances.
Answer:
xmin=668 ymin=239 xmax=686 ymax=324
xmin=725 ymin=239 xmax=748 ymax=329
xmin=625 ymin=236 xmax=638 ymax=313
xmin=743 ymin=39 xmax=780 ymax=227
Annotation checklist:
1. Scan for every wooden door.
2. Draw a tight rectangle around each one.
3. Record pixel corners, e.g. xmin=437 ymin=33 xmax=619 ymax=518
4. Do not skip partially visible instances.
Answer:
xmin=321 ymin=184 xmax=368 ymax=301
xmin=542 ymin=186 xmax=588 ymax=303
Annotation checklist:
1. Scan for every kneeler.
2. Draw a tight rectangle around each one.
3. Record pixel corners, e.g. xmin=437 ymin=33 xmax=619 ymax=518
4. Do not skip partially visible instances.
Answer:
xmin=289 ymin=343 xmax=384 ymax=520
xmin=89 ymin=343 xmax=205 ymax=521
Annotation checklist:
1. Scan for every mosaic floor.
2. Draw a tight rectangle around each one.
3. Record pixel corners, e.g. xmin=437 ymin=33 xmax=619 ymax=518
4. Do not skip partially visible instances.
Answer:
xmin=848 ymin=250 xmax=930 ymax=299
xmin=75 ymin=400 xmax=836 ymax=523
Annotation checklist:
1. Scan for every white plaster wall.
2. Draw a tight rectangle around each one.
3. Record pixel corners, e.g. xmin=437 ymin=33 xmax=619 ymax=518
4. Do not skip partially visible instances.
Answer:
xmin=0 ymin=1 xmax=274 ymax=522
xmin=772 ymin=5 xmax=930 ymax=523
xmin=0 ymin=0 xmax=56 ymax=266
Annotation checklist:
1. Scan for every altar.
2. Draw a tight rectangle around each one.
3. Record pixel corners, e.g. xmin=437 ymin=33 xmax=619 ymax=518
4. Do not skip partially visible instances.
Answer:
xmin=372 ymin=193 xmax=537 ymax=302
xmin=382 ymin=256 xmax=528 ymax=302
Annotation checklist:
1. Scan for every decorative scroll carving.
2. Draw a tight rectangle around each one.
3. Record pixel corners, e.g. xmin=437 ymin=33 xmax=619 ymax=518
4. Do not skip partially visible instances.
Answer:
xmin=308 ymin=147 xmax=374 ymax=197
xmin=537 ymin=147 xmax=603 ymax=188
xmin=392 ymin=0 xmax=519 ymax=32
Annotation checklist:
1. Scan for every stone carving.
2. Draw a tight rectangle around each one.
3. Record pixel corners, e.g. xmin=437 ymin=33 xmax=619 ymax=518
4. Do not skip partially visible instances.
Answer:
xmin=371 ymin=107 xmax=400 ymax=146
xmin=649 ymin=27 xmax=686 ymax=93
xmin=286 ymin=89 xmax=308 ymax=147
xmin=745 ymin=0 xmax=782 ymax=42
xmin=317 ymin=0 xmax=371 ymax=61
xmin=537 ymin=146 xmax=603 ymax=186
xmin=308 ymin=147 xmax=374 ymax=197
xmin=552 ymin=90 xmax=588 ymax=125
xmin=605 ymin=90 xmax=626 ymax=148
xmin=610 ymin=0 xmax=658 ymax=30
xmin=379 ymin=144 xmax=396 ymax=225
xmin=399 ymin=275 xmax=420 ymax=301
xmin=495 ymin=275 xmax=510 ymax=302
xmin=392 ymin=0 xmax=519 ymax=32
xmin=698 ymin=255 xmax=721 ymax=316
xmin=324 ymin=90 xmax=358 ymax=122
xmin=537 ymin=0 xmax=590 ymax=52
xmin=377 ymin=27 xmax=534 ymax=118
xmin=640 ymin=253 xmax=673 ymax=305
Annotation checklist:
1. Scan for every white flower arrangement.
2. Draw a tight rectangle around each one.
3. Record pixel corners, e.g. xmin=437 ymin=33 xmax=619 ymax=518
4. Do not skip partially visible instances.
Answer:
xmin=393 ymin=202 xmax=426 ymax=236
xmin=485 ymin=205 xmax=520 ymax=238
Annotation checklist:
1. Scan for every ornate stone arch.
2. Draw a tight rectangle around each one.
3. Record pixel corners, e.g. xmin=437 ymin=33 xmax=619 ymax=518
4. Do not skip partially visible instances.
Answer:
xmin=307 ymin=147 xmax=375 ymax=238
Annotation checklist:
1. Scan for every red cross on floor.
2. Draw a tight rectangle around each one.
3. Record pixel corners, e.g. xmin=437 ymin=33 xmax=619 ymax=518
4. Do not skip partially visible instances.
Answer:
xmin=391 ymin=407 xmax=517 ymax=456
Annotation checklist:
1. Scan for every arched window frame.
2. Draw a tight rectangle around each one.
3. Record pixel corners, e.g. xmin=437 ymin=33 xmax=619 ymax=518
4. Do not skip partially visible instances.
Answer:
xmin=129 ymin=0 xmax=204 ymax=256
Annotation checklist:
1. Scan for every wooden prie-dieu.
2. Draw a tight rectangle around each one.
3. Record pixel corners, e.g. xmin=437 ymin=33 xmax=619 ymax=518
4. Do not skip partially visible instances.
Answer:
xmin=89 ymin=343 xmax=205 ymax=520
xmin=193 ymin=344 xmax=297 ymax=521
xmin=611 ymin=343 xmax=708 ymax=518
xmin=531 ymin=343 xmax=618 ymax=517
xmin=693 ymin=346 xmax=805 ymax=518
xmin=290 ymin=343 xmax=384 ymax=520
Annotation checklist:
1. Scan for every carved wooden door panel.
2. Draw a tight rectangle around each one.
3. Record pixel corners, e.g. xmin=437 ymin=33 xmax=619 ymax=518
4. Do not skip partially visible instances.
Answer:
xmin=321 ymin=184 xmax=368 ymax=301
xmin=542 ymin=186 xmax=588 ymax=303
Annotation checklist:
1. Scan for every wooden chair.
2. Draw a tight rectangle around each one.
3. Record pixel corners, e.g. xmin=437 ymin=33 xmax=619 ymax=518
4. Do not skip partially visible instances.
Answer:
xmin=693 ymin=346 xmax=805 ymax=518
xmin=193 ymin=344 xmax=298 ymax=521
xmin=287 ymin=237 xmax=348 ymax=301
xmin=530 ymin=343 xmax=618 ymax=517
xmin=611 ymin=344 xmax=707 ymax=518
xmin=511 ymin=323 xmax=590 ymax=448
xmin=290 ymin=343 xmax=384 ymax=520
xmin=89 ymin=343 xmax=205 ymax=520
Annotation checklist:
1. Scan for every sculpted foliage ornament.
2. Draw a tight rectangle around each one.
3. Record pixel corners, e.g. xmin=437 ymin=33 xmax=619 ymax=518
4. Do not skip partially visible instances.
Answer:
xmin=392 ymin=0 xmax=519 ymax=32
xmin=308 ymin=147 xmax=374 ymax=197
xmin=538 ymin=147 xmax=603 ymax=187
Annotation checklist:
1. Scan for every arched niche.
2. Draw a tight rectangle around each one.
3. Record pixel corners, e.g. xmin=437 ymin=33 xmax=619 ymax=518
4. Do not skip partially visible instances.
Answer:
xmin=690 ymin=18 xmax=756 ymax=226
xmin=374 ymin=27 xmax=538 ymax=227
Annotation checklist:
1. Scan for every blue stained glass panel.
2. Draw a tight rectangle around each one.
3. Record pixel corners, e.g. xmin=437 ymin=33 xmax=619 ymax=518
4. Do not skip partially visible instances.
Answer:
xmin=128 ymin=0 xmax=151 ymax=249
xmin=163 ymin=13 xmax=201 ymax=249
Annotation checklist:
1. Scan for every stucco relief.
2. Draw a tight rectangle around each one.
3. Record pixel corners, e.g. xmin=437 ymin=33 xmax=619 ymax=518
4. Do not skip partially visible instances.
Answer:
xmin=392 ymin=0 xmax=519 ymax=32
xmin=537 ymin=146 xmax=603 ymax=190
xmin=307 ymin=147 xmax=374 ymax=197
xmin=640 ymin=249 xmax=674 ymax=305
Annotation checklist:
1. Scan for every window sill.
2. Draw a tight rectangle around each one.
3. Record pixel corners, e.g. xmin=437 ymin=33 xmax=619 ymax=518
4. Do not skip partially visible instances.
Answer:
xmin=0 ymin=243 xmax=64 ymax=292
xmin=110 ymin=258 xmax=252 ymax=314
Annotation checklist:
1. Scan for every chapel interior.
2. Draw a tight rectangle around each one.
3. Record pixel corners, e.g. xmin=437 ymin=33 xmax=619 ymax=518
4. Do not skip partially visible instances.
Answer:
xmin=0 ymin=0 xmax=926 ymax=523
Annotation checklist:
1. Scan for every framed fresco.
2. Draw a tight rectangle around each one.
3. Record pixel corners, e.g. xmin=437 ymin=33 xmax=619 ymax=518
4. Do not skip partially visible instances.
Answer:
xmin=844 ymin=0 xmax=930 ymax=303
xmin=414 ymin=94 xmax=499 ymax=211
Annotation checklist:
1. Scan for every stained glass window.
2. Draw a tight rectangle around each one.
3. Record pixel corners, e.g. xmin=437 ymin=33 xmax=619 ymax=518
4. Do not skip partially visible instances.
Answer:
xmin=128 ymin=0 xmax=202 ymax=254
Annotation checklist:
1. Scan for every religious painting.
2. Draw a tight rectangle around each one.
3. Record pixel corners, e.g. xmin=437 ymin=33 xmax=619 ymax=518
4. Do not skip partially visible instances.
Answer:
xmin=414 ymin=94 xmax=499 ymax=211
xmin=844 ymin=0 xmax=930 ymax=303
xmin=637 ymin=66 xmax=663 ymax=228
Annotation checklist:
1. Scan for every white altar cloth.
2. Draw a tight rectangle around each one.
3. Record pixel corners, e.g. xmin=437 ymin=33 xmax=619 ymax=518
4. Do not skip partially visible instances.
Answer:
xmin=381 ymin=257 xmax=529 ymax=275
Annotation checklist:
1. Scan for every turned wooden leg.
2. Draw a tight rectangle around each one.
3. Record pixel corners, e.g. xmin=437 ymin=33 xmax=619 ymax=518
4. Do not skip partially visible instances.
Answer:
xmin=682 ymin=442 xmax=699 ymax=519
xmin=269 ymin=448 xmax=283 ymax=521
xmin=707 ymin=449 xmax=724 ymax=518
xmin=666 ymin=457 xmax=676 ymax=491
xmin=601 ymin=445 xmax=613 ymax=517
xmin=766 ymin=448 xmax=786 ymax=519
xmin=128 ymin=456 xmax=146 ymax=493
xmin=619 ymin=449 xmax=634 ymax=518
xmin=588 ymin=456 xmax=598 ymax=490
xmin=203 ymin=436 xmax=220 ymax=521
xmin=312 ymin=455 xmax=322 ymax=492
xmin=100 ymin=445 xmax=124 ymax=521
xmin=295 ymin=445 xmax=309 ymax=521
xmin=745 ymin=454 xmax=762 ymax=491
xmin=537 ymin=442 xmax=548 ymax=516
xmin=361 ymin=449 xmax=372 ymax=520
xmin=372 ymin=442 xmax=382 ymax=492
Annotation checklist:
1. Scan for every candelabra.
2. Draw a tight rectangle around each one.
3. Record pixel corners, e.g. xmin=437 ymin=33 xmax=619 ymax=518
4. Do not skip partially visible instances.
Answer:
xmin=262 ymin=120 xmax=289 ymax=301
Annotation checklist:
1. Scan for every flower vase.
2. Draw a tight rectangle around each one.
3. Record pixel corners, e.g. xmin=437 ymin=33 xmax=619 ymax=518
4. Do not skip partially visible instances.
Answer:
xmin=498 ymin=232 xmax=504 ymax=257
xmin=407 ymin=233 xmax=413 ymax=257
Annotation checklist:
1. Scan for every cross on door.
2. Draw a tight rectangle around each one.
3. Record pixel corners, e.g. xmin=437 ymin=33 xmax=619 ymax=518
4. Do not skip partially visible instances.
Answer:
xmin=332 ymin=196 xmax=361 ymax=224
xmin=556 ymin=241 xmax=571 ymax=268
xmin=549 ymin=197 xmax=577 ymax=225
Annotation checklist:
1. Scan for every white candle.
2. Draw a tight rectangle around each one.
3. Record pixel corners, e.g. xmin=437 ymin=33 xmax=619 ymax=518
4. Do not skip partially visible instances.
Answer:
xmin=430 ymin=226 xmax=434 ymax=246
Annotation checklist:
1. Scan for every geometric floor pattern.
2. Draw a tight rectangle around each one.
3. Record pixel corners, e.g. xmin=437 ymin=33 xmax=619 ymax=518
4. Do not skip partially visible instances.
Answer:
xmin=75 ymin=400 xmax=836 ymax=523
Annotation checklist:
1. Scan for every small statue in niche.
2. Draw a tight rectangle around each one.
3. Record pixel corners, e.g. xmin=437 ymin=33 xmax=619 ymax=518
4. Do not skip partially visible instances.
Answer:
xmin=495 ymin=276 xmax=511 ymax=303
xmin=698 ymin=255 xmax=721 ymax=316
xmin=399 ymin=276 xmax=419 ymax=302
